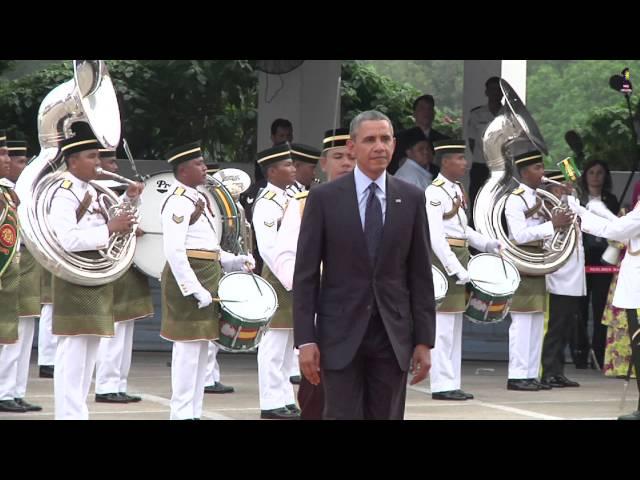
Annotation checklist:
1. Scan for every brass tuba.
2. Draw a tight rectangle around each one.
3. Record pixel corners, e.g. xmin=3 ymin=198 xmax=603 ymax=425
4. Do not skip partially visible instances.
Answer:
xmin=15 ymin=60 xmax=136 ymax=286
xmin=473 ymin=79 xmax=577 ymax=276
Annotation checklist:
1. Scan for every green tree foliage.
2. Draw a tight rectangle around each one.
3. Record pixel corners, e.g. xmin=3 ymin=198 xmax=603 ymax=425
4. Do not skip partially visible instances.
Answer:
xmin=0 ymin=60 xmax=258 ymax=163
xmin=341 ymin=61 xmax=463 ymax=139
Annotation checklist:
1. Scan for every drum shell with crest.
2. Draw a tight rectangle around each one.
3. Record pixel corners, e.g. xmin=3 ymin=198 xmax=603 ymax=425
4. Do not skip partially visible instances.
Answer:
xmin=133 ymin=171 xmax=240 ymax=279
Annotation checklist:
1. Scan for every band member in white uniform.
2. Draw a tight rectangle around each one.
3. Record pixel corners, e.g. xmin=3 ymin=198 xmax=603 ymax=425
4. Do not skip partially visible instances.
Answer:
xmin=252 ymin=143 xmax=300 ymax=419
xmin=504 ymin=146 xmax=574 ymax=391
xmin=0 ymin=139 xmax=42 ymax=412
xmin=94 ymin=148 xmax=153 ymax=404
xmin=160 ymin=142 xmax=253 ymax=420
xmin=50 ymin=122 xmax=139 ymax=420
xmin=425 ymin=140 xmax=502 ymax=401
xmin=569 ymin=192 xmax=640 ymax=420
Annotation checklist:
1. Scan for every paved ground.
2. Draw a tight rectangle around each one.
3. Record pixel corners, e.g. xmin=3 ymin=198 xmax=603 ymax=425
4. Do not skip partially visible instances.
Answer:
xmin=1 ymin=351 xmax=636 ymax=420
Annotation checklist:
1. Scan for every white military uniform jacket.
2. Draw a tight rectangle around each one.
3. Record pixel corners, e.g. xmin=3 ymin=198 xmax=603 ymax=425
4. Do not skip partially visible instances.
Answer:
xmin=504 ymin=183 xmax=554 ymax=247
xmin=285 ymin=181 xmax=307 ymax=198
xmin=272 ymin=191 xmax=307 ymax=291
xmin=545 ymin=231 xmax=586 ymax=297
xmin=161 ymin=179 xmax=224 ymax=297
xmin=425 ymin=173 xmax=492 ymax=276
xmin=49 ymin=172 xmax=111 ymax=253
xmin=252 ymin=182 xmax=291 ymax=275
xmin=580 ymin=200 xmax=640 ymax=308
xmin=466 ymin=105 xmax=496 ymax=165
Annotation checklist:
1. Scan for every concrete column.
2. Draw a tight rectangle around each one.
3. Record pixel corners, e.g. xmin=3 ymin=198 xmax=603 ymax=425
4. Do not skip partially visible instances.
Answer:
xmin=257 ymin=61 xmax=341 ymax=152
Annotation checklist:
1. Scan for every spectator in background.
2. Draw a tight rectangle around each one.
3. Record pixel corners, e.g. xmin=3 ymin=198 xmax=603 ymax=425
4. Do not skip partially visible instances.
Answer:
xmin=388 ymin=94 xmax=449 ymax=174
xmin=394 ymin=127 xmax=437 ymax=190
xmin=578 ymin=159 xmax=620 ymax=369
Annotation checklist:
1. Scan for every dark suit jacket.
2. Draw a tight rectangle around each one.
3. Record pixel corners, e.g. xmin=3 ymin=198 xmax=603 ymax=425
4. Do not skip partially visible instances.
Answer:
xmin=292 ymin=171 xmax=436 ymax=371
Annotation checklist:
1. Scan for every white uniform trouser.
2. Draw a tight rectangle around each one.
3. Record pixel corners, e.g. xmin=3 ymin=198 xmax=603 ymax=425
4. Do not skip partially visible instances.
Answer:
xmin=257 ymin=329 xmax=296 ymax=410
xmin=54 ymin=335 xmax=101 ymax=420
xmin=95 ymin=320 xmax=135 ymax=394
xmin=205 ymin=341 xmax=221 ymax=386
xmin=170 ymin=340 xmax=208 ymax=420
xmin=508 ymin=312 xmax=544 ymax=379
xmin=429 ymin=312 xmax=463 ymax=393
xmin=0 ymin=317 xmax=36 ymax=400
xmin=38 ymin=304 xmax=57 ymax=366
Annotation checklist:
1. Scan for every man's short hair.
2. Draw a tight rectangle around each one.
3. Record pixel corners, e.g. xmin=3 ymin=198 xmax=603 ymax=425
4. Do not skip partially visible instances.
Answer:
xmin=349 ymin=110 xmax=394 ymax=139
xmin=485 ymin=76 xmax=501 ymax=88
xmin=270 ymin=118 xmax=293 ymax=136
xmin=412 ymin=94 xmax=435 ymax=111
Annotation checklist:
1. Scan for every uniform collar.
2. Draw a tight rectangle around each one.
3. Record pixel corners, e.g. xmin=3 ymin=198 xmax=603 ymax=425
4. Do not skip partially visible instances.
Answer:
xmin=63 ymin=171 xmax=91 ymax=191
xmin=436 ymin=172 xmax=459 ymax=190
xmin=521 ymin=182 xmax=537 ymax=196
xmin=0 ymin=178 xmax=15 ymax=188
xmin=265 ymin=182 xmax=288 ymax=199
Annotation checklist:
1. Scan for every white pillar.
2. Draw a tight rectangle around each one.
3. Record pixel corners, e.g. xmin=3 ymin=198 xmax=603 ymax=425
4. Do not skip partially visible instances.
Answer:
xmin=257 ymin=61 xmax=342 ymax=152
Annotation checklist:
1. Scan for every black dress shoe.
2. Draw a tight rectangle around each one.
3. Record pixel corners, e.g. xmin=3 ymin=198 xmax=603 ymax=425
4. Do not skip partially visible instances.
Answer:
xmin=260 ymin=407 xmax=300 ymax=419
xmin=119 ymin=392 xmax=142 ymax=402
xmin=95 ymin=393 xmax=129 ymax=403
xmin=432 ymin=390 xmax=468 ymax=400
xmin=286 ymin=404 xmax=301 ymax=414
xmin=39 ymin=365 xmax=54 ymax=378
xmin=289 ymin=375 xmax=301 ymax=385
xmin=455 ymin=390 xmax=474 ymax=399
xmin=0 ymin=399 xmax=28 ymax=412
xmin=540 ymin=376 xmax=563 ymax=388
xmin=204 ymin=382 xmax=235 ymax=394
xmin=14 ymin=398 xmax=42 ymax=412
xmin=529 ymin=379 xmax=552 ymax=390
xmin=507 ymin=379 xmax=539 ymax=391
xmin=618 ymin=410 xmax=640 ymax=420
xmin=555 ymin=374 xmax=580 ymax=387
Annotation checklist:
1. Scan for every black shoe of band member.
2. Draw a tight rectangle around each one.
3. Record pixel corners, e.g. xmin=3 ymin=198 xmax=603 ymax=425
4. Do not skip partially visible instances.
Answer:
xmin=540 ymin=376 xmax=563 ymax=388
xmin=0 ymin=399 xmax=28 ymax=412
xmin=39 ymin=365 xmax=54 ymax=378
xmin=204 ymin=382 xmax=235 ymax=394
xmin=432 ymin=390 xmax=468 ymax=400
xmin=529 ymin=378 xmax=552 ymax=390
xmin=554 ymin=374 xmax=580 ymax=387
xmin=95 ymin=393 xmax=129 ymax=403
xmin=285 ymin=404 xmax=301 ymax=414
xmin=455 ymin=389 xmax=474 ymax=399
xmin=289 ymin=375 xmax=301 ymax=385
xmin=119 ymin=392 xmax=142 ymax=402
xmin=618 ymin=410 xmax=640 ymax=420
xmin=14 ymin=398 xmax=42 ymax=412
xmin=507 ymin=379 xmax=539 ymax=391
xmin=260 ymin=407 xmax=300 ymax=419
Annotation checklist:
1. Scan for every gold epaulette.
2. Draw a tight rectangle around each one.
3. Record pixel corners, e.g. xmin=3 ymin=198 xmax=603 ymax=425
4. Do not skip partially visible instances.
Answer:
xmin=294 ymin=191 xmax=309 ymax=200
xmin=61 ymin=179 xmax=73 ymax=189
xmin=512 ymin=187 xmax=525 ymax=195
xmin=173 ymin=187 xmax=185 ymax=196
xmin=432 ymin=179 xmax=445 ymax=187
xmin=263 ymin=191 xmax=276 ymax=200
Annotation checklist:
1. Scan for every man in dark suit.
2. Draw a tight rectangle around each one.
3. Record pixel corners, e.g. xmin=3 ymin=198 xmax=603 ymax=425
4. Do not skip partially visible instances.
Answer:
xmin=388 ymin=94 xmax=450 ymax=174
xmin=293 ymin=110 xmax=436 ymax=420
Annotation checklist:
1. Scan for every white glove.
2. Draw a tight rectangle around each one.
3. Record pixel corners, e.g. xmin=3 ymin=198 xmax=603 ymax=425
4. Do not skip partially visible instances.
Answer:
xmin=220 ymin=251 xmax=256 ymax=273
xmin=236 ymin=254 xmax=256 ymax=272
xmin=566 ymin=196 xmax=586 ymax=216
xmin=485 ymin=239 xmax=504 ymax=255
xmin=455 ymin=269 xmax=471 ymax=285
xmin=193 ymin=287 xmax=212 ymax=309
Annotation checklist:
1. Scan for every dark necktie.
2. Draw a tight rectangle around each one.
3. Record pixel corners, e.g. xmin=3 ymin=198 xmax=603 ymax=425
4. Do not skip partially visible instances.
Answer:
xmin=364 ymin=182 xmax=383 ymax=262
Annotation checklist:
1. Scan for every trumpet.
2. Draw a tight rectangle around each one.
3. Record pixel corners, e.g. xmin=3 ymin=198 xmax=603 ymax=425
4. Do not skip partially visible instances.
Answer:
xmin=94 ymin=168 xmax=140 ymax=262
xmin=540 ymin=176 xmax=579 ymax=253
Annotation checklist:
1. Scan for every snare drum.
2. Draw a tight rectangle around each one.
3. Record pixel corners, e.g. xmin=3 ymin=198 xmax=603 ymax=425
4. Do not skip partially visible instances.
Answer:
xmin=215 ymin=271 xmax=278 ymax=352
xmin=432 ymin=266 xmax=448 ymax=309
xmin=464 ymin=253 xmax=520 ymax=325
xmin=133 ymin=171 xmax=240 ymax=279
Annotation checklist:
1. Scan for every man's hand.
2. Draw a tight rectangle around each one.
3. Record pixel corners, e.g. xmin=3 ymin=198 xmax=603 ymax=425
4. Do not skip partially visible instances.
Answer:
xmin=455 ymin=269 xmax=471 ymax=285
xmin=485 ymin=239 xmax=504 ymax=255
xmin=193 ymin=288 xmax=213 ymax=309
xmin=409 ymin=344 xmax=431 ymax=385
xmin=299 ymin=343 xmax=321 ymax=386
xmin=126 ymin=182 xmax=144 ymax=200
xmin=551 ymin=209 xmax=573 ymax=229
xmin=107 ymin=213 xmax=136 ymax=235
xmin=135 ymin=227 xmax=145 ymax=238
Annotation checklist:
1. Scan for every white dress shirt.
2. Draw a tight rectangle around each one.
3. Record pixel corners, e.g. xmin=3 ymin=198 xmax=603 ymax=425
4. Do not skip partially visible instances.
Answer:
xmin=353 ymin=165 xmax=386 ymax=228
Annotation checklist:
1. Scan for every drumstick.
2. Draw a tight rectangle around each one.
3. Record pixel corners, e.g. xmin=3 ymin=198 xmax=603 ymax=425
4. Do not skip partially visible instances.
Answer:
xmin=247 ymin=266 xmax=264 ymax=296
xmin=213 ymin=297 xmax=249 ymax=303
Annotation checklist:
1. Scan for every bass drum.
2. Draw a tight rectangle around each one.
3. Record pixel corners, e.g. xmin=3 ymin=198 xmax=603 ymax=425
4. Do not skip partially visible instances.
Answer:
xmin=133 ymin=171 xmax=239 ymax=279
